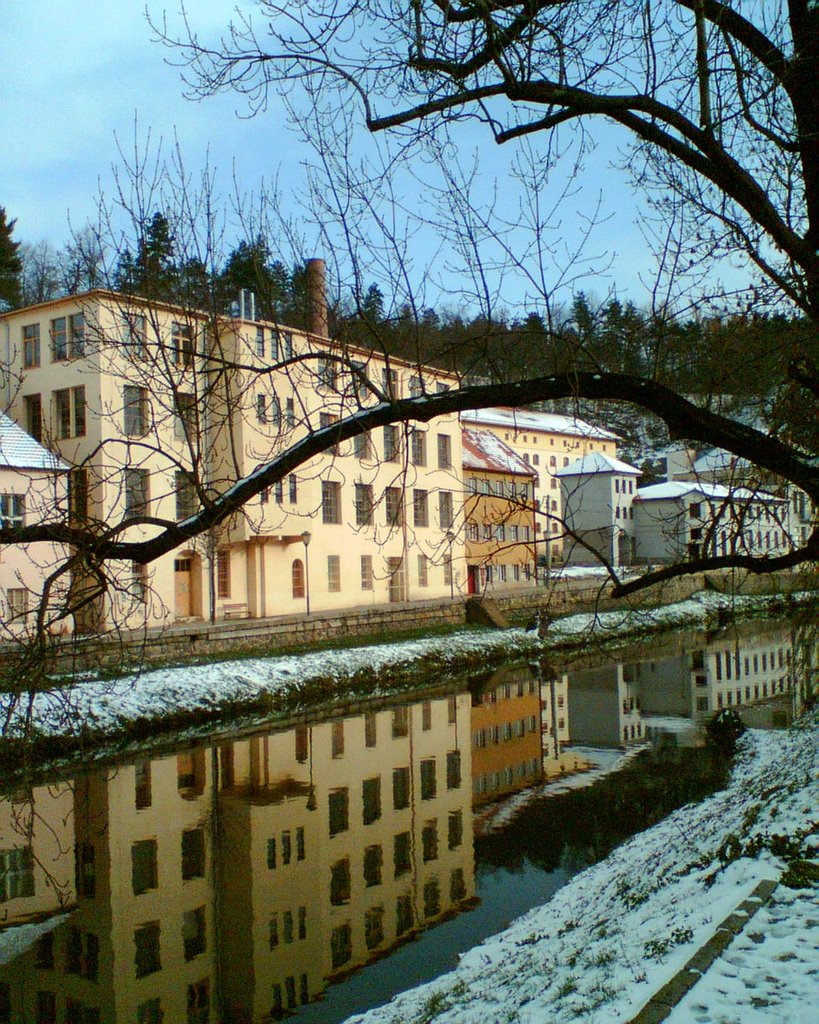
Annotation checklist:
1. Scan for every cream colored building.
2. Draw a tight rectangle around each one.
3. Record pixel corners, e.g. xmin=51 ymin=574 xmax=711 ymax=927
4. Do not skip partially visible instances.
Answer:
xmin=1 ymin=271 xmax=464 ymax=630
xmin=0 ymin=412 xmax=70 ymax=638
xmin=461 ymin=407 xmax=619 ymax=565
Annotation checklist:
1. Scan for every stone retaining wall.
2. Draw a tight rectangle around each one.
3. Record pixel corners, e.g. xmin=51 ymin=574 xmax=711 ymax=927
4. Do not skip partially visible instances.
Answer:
xmin=8 ymin=567 xmax=816 ymax=677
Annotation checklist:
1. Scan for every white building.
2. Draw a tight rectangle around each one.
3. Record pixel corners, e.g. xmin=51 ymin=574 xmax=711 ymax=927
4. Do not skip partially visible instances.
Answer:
xmin=556 ymin=451 xmax=642 ymax=566
xmin=633 ymin=480 xmax=789 ymax=562
xmin=0 ymin=412 xmax=70 ymax=637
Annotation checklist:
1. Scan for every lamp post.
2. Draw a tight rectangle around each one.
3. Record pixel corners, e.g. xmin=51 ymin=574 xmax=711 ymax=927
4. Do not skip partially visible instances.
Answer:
xmin=446 ymin=530 xmax=456 ymax=599
xmin=301 ymin=531 xmax=312 ymax=616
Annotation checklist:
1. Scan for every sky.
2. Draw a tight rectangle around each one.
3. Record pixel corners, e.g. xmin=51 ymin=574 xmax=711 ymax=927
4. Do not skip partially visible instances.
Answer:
xmin=0 ymin=1 xmax=739 ymax=317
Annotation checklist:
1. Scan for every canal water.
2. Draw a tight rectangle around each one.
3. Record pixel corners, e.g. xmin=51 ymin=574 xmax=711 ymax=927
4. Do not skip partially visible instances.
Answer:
xmin=0 ymin=617 xmax=809 ymax=1024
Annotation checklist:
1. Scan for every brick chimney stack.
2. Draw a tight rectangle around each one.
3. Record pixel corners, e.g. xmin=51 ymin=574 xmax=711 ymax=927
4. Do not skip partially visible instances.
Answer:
xmin=306 ymin=258 xmax=329 ymax=338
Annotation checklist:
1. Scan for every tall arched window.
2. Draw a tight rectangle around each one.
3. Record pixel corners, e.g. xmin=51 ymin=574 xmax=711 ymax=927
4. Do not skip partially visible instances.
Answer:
xmin=292 ymin=559 xmax=305 ymax=599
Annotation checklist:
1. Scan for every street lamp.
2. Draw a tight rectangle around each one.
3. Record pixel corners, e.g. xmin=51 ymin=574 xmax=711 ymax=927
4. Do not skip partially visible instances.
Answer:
xmin=446 ymin=530 xmax=456 ymax=599
xmin=301 ymin=531 xmax=312 ymax=616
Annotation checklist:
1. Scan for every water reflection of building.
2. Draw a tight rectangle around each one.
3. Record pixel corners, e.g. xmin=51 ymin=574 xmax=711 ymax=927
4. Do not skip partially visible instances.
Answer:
xmin=217 ymin=692 xmax=474 ymax=1020
xmin=0 ymin=692 xmax=476 ymax=1023
xmin=638 ymin=627 xmax=799 ymax=729
xmin=566 ymin=664 xmax=646 ymax=747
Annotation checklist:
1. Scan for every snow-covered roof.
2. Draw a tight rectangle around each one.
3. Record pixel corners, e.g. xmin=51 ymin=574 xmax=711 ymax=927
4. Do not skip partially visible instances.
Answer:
xmin=692 ymin=448 xmax=751 ymax=475
xmin=635 ymin=480 xmax=783 ymax=504
xmin=462 ymin=428 xmax=537 ymax=477
xmin=0 ymin=413 xmax=69 ymax=472
xmin=556 ymin=451 xmax=641 ymax=478
xmin=461 ymin=407 xmax=617 ymax=441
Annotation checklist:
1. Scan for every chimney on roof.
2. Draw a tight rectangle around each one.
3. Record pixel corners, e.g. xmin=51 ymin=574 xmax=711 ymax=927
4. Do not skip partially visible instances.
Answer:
xmin=306 ymin=258 xmax=329 ymax=338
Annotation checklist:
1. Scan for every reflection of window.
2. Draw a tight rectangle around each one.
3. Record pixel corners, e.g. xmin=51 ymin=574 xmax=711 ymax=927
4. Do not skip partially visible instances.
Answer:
xmin=330 ymin=923 xmax=352 ymax=969
xmin=392 ymin=707 xmax=409 ymax=738
xmin=450 ymin=867 xmax=467 ymax=901
xmin=134 ymin=922 xmax=161 ymax=978
xmin=396 ymin=893 xmax=413 ymax=935
xmin=363 ymin=845 xmax=382 ymax=887
xmin=330 ymin=858 xmax=351 ymax=905
xmin=362 ymin=777 xmax=381 ymax=825
xmin=328 ymin=788 xmax=349 ymax=836
xmin=392 ymin=767 xmax=410 ymax=810
xmin=182 ymin=906 xmax=206 ymax=960
xmin=394 ymin=832 xmax=411 ymax=878
xmin=132 ymin=840 xmax=158 ymax=895
xmin=446 ymin=750 xmax=461 ymax=790
xmin=365 ymin=906 xmax=384 ymax=950
xmin=420 ymin=758 xmax=436 ymax=800
xmin=448 ymin=810 xmax=463 ymax=850
xmin=422 ymin=821 xmax=438 ymax=862
xmin=424 ymin=878 xmax=440 ymax=918
xmin=134 ymin=761 xmax=151 ymax=809
xmin=181 ymin=829 xmax=205 ymax=880
xmin=0 ymin=846 xmax=34 ymax=901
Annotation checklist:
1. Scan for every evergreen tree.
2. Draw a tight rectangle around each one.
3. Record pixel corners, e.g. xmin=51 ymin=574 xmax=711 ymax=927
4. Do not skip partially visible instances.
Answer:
xmin=114 ymin=212 xmax=178 ymax=300
xmin=0 ymin=206 xmax=23 ymax=309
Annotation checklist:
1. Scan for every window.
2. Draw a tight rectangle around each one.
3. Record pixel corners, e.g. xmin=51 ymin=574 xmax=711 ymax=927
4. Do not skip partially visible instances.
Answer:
xmin=383 ymin=424 xmax=399 ymax=462
xmin=122 ymin=313 xmax=147 ymax=358
xmin=51 ymin=317 xmax=67 ymax=360
xmin=467 ymin=520 xmax=478 ymax=541
xmin=328 ymin=788 xmax=349 ymax=836
xmin=322 ymin=480 xmax=342 ymax=524
xmin=23 ymin=323 xmax=40 ymax=367
xmin=381 ymin=366 xmax=399 ymax=398
xmin=216 ymin=550 xmax=230 ymax=598
xmin=413 ymin=489 xmax=429 ymax=528
xmin=392 ymin=706 xmax=409 ymax=738
xmin=289 ymin=474 xmax=298 ymax=503
xmin=420 ymin=758 xmax=436 ymax=800
xmin=181 ymin=829 xmax=205 ymax=880
xmin=355 ymin=483 xmax=374 ymax=526
xmin=385 ymin=486 xmax=403 ymax=526
xmin=171 ymin=321 xmax=194 ymax=366
xmin=124 ymin=385 xmax=148 ymax=436
xmin=35 ymin=991 xmax=57 ymax=1024
xmin=320 ymin=411 xmax=340 ymax=453
xmin=255 ymin=394 xmax=267 ymax=423
xmin=354 ymin=432 xmax=373 ymax=460
xmin=124 ymin=468 xmax=149 ymax=519
xmin=76 ymin=844 xmax=96 ymax=897
xmin=25 ymin=394 xmax=42 ymax=442
xmin=0 ymin=494 xmax=24 ymax=530
xmin=437 ymin=434 xmax=452 ymax=469
xmin=422 ymin=821 xmax=438 ymax=862
xmin=392 ymin=767 xmax=410 ymax=810
xmin=327 ymin=555 xmax=341 ymax=592
xmin=182 ymin=907 xmax=206 ymax=960
xmin=132 ymin=840 xmax=158 ymax=895
xmin=411 ymin=429 xmax=427 ymax=466
xmin=187 ymin=980 xmax=209 ymax=1024
xmin=0 ymin=846 xmax=34 ymax=900
xmin=174 ymin=393 xmax=196 ymax=441
xmin=360 ymin=554 xmax=374 ymax=590
xmin=282 ymin=331 xmax=294 ymax=359
xmin=438 ymin=490 xmax=454 ymax=528
xmin=255 ymin=326 xmax=265 ymax=357
xmin=362 ymin=777 xmax=381 ymax=825
xmin=134 ymin=922 xmax=161 ymax=978
xmin=417 ymin=554 xmax=429 ymax=587
xmin=175 ymin=471 xmax=197 ymax=520
xmin=317 ymin=356 xmax=338 ymax=391
xmin=689 ymin=502 xmax=702 ymax=518
xmin=291 ymin=559 xmax=305 ymax=599
xmin=69 ymin=314 xmax=85 ymax=357
xmin=285 ymin=396 xmax=295 ymax=427
xmin=394 ymin=832 xmax=411 ymax=877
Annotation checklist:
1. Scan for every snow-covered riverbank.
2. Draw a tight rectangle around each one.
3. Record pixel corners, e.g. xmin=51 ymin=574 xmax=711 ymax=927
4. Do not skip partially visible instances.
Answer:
xmin=342 ymin=716 xmax=817 ymax=1024
xmin=3 ymin=589 xmax=812 ymax=742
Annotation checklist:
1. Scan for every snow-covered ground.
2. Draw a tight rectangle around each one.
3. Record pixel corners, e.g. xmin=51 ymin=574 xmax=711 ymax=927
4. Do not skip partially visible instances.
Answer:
xmin=344 ymin=718 xmax=817 ymax=1024
xmin=3 ymin=590 xmax=810 ymax=740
